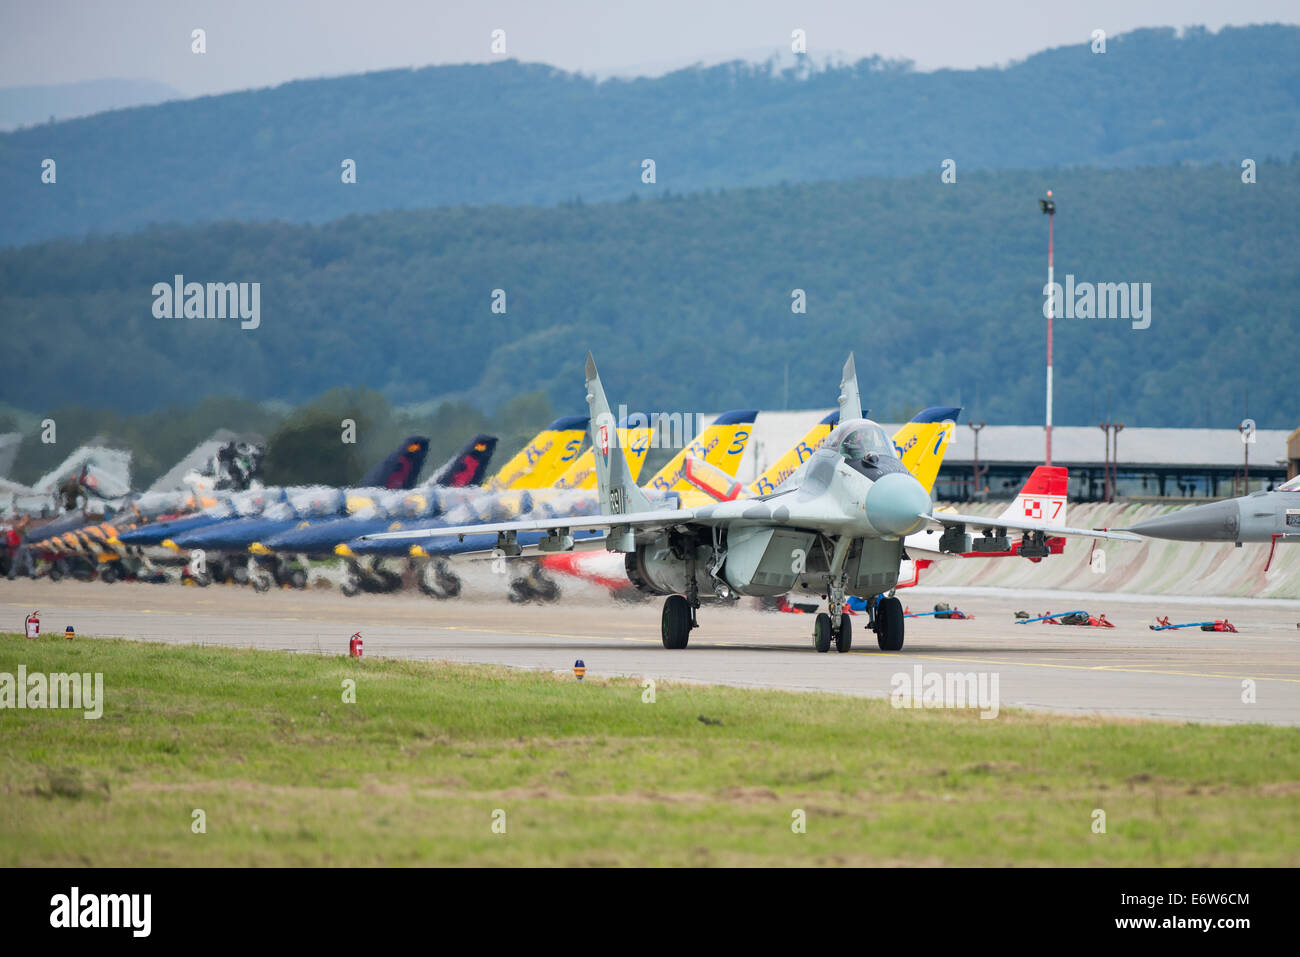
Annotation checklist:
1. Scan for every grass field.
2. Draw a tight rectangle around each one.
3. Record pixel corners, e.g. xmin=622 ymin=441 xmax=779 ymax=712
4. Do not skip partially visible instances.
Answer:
xmin=1 ymin=632 xmax=1297 ymax=866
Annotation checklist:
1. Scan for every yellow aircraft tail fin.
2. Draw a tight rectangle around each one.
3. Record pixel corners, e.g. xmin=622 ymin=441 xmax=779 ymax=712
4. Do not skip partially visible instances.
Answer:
xmin=553 ymin=422 xmax=652 ymax=489
xmin=892 ymin=407 xmax=961 ymax=493
xmin=644 ymin=410 xmax=758 ymax=494
xmin=486 ymin=415 xmax=589 ymax=490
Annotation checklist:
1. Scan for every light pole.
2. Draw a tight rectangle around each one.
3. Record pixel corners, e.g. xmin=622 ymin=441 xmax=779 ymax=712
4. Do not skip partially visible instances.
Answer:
xmin=1100 ymin=422 xmax=1124 ymax=502
xmin=969 ymin=420 xmax=987 ymax=502
xmin=1100 ymin=422 xmax=1111 ymax=502
xmin=1239 ymin=421 xmax=1251 ymax=495
xmin=1040 ymin=191 xmax=1056 ymax=467
xmin=1112 ymin=423 xmax=1124 ymax=501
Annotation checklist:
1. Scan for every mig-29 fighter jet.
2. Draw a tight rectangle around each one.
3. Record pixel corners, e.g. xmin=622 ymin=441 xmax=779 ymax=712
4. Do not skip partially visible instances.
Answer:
xmin=363 ymin=354 xmax=1138 ymax=652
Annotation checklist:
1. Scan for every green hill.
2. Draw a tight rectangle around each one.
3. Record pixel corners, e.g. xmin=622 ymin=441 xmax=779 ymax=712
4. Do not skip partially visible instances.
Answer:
xmin=4 ymin=25 xmax=1300 ymax=246
xmin=2 ymin=162 xmax=1296 ymax=428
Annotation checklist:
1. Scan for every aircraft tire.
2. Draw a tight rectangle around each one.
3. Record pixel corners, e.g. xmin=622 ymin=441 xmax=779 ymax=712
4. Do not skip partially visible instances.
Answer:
xmin=813 ymin=613 xmax=832 ymax=653
xmin=250 ymin=571 xmax=273 ymax=593
xmin=340 ymin=580 xmax=360 ymax=597
xmin=877 ymin=596 xmax=904 ymax=651
xmin=99 ymin=563 xmax=121 ymax=584
xmin=662 ymin=594 xmax=692 ymax=649
xmin=289 ymin=568 xmax=308 ymax=590
xmin=435 ymin=563 xmax=462 ymax=598
xmin=834 ymin=615 xmax=852 ymax=653
xmin=529 ymin=570 xmax=559 ymax=603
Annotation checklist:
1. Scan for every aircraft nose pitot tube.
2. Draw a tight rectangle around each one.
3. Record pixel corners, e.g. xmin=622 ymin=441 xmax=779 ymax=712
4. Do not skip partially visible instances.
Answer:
xmin=865 ymin=472 xmax=931 ymax=537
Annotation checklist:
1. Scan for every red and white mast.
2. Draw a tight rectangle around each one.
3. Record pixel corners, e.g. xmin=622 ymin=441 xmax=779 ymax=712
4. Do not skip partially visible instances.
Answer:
xmin=1040 ymin=190 xmax=1056 ymax=466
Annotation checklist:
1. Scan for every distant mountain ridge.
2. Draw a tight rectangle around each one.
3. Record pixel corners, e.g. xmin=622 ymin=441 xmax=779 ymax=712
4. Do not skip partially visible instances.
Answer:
xmin=3 ymin=24 xmax=1299 ymax=246
xmin=2 ymin=161 xmax=1296 ymax=428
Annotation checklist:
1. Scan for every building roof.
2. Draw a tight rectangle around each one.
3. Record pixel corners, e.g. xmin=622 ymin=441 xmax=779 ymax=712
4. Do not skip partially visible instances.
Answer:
xmin=941 ymin=425 xmax=1290 ymax=469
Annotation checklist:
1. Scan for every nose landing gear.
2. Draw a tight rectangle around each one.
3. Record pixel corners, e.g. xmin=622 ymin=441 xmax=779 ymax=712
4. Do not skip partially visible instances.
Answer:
xmin=813 ymin=610 xmax=853 ymax=653
xmin=873 ymin=594 xmax=905 ymax=651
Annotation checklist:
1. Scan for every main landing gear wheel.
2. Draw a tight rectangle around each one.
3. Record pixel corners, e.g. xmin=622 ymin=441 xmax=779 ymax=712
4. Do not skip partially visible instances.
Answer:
xmin=419 ymin=560 xmax=461 ymax=599
xmin=875 ymin=595 xmax=904 ymax=651
xmin=834 ymin=614 xmax=852 ymax=653
xmin=813 ymin=612 xmax=832 ymax=653
xmin=662 ymin=594 xmax=693 ymax=649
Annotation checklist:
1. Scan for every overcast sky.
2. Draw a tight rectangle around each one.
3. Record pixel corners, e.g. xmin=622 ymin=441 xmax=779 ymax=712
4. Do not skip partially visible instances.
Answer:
xmin=2 ymin=0 xmax=1297 ymax=96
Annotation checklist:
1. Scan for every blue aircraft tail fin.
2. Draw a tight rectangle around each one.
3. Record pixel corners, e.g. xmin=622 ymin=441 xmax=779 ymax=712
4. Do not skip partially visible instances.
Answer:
xmin=430 ymin=434 xmax=498 ymax=488
xmin=360 ymin=437 xmax=430 ymax=490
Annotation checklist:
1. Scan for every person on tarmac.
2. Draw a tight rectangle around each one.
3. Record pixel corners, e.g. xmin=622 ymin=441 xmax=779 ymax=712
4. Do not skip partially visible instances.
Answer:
xmin=6 ymin=516 xmax=35 ymax=580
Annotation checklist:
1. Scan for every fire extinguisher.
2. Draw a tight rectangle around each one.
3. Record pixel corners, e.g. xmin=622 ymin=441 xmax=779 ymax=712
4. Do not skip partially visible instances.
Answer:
xmin=349 ymin=632 xmax=363 ymax=658
xmin=25 ymin=611 xmax=40 ymax=640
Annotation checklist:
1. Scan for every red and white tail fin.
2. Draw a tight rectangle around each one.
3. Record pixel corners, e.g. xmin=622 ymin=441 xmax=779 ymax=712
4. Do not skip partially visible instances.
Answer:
xmin=999 ymin=465 xmax=1068 ymax=527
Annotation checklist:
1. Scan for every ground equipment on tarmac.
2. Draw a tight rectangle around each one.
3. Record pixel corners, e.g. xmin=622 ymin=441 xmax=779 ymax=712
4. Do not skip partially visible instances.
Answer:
xmin=1150 ymin=616 xmax=1237 ymax=632
xmin=1016 ymin=610 xmax=1114 ymax=627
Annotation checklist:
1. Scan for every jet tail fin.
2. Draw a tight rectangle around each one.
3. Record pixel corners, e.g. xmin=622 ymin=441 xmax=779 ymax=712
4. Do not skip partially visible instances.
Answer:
xmin=430 ymin=434 xmax=498 ymax=487
xmin=998 ymin=465 xmax=1068 ymax=525
xmin=486 ymin=415 xmax=589 ymax=490
xmin=838 ymin=354 xmax=863 ymax=425
xmin=553 ymin=419 xmax=652 ymax=489
xmin=586 ymin=354 xmax=653 ymax=516
xmin=644 ymin=409 xmax=757 ymax=493
xmin=359 ymin=436 xmax=430 ymax=490
xmin=893 ymin=406 xmax=961 ymax=494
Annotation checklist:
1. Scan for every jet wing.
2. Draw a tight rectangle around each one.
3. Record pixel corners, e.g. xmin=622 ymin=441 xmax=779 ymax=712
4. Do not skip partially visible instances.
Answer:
xmin=922 ymin=512 xmax=1141 ymax=542
xmin=356 ymin=507 xmax=701 ymax=544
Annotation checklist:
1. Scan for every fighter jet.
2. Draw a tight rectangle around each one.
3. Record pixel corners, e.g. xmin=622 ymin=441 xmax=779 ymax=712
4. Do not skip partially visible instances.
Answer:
xmin=362 ymin=353 xmax=1139 ymax=652
xmin=1128 ymin=474 xmax=1300 ymax=566
xmin=0 ymin=445 xmax=133 ymax=518
xmin=160 ymin=434 xmax=501 ymax=588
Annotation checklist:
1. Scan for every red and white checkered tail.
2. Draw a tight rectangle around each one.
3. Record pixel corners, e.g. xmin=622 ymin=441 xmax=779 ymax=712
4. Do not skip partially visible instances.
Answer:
xmin=998 ymin=466 xmax=1068 ymax=527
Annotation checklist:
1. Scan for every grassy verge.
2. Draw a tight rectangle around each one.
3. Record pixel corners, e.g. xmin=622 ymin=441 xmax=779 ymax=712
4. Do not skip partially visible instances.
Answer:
xmin=1 ymin=633 xmax=1297 ymax=866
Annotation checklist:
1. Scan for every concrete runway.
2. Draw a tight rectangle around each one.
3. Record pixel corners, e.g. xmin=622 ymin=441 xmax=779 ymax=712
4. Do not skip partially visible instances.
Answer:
xmin=3 ymin=575 xmax=1299 ymax=725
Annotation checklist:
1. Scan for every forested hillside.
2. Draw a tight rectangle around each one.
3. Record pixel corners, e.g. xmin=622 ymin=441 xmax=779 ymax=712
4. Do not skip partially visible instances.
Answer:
xmin=3 ymin=161 xmax=1296 ymax=428
xmin=4 ymin=25 xmax=1299 ymax=245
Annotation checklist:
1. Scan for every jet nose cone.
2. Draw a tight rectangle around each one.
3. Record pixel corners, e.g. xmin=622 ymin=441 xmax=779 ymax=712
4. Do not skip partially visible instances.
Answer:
xmin=865 ymin=472 xmax=931 ymax=537
xmin=1129 ymin=500 xmax=1240 ymax=542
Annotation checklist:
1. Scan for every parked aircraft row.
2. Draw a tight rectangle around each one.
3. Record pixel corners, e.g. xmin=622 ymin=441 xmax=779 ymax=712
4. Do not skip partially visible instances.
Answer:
xmin=5 ymin=354 xmax=1289 ymax=638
